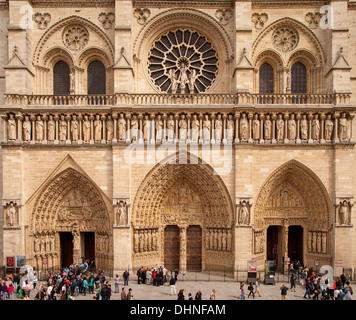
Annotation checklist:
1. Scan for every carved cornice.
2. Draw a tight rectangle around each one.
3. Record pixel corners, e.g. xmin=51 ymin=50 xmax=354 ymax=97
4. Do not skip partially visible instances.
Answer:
xmin=251 ymin=1 xmax=325 ymax=9
xmin=31 ymin=0 xmax=115 ymax=8
xmin=133 ymin=1 xmax=233 ymax=9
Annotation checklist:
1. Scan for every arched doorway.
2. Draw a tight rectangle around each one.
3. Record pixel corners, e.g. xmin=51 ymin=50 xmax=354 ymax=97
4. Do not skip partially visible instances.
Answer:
xmin=254 ymin=160 xmax=332 ymax=271
xmin=132 ymin=152 xmax=234 ymax=273
xmin=30 ymin=168 xmax=112 ymax=271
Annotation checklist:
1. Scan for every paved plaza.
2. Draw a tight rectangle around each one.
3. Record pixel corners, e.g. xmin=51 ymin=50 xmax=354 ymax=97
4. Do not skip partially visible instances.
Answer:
xmin=11 ymin=276 xmax=318 ymax=301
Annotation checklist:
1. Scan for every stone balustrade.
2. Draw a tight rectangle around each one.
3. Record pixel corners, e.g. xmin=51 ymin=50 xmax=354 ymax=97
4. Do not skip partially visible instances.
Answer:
xmin=2 ymin=110 xmax=354 ymax=145
xmin=3 ymin=92 xmax=351 ymax=107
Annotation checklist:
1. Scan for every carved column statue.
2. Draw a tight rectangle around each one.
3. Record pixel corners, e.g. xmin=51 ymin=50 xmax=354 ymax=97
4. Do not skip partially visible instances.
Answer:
xmin=336 ymin=199 xmax=353 ymax=225
xmin=7 ymin=114 xmax=17 ymax=141
xmin=236 ymin=199 xmax=252 ymax=225
xmin=4 ymin=201 xmax=18 ymax=227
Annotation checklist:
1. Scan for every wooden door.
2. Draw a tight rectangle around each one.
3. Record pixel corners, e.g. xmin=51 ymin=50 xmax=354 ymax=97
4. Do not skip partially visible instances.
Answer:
xmin=164 ymin=225 xmax=180 ymax=270
xmin=186 ymin=225 xmax=202 ymax=271
xmin=60 ymin=232 xmax=73 ymax=267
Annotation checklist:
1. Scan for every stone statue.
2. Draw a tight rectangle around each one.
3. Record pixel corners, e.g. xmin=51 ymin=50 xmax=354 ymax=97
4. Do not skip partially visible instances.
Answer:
xmin=71 ymin=115 xmax=79 ymax=141
xmin=203 ymin=114 xmax=211 ymax=142
xmin=94 ymin=115 xmax=102 ymax=141
xmin=215 ymin=114 xmax=223 ymax=141
xmin=339 ymin=113 xmax=348 ymax=141
xmin=240 ymin=113 xmax=248 ymax=140
xmin=155 ymin=114 xmax=163 ymax=141
xmin=227 ymin=114 xmax=234 ymax=141
xmin=35 ymin=116 xmax=44 ymax=141
xmin=300 ymin=114 xmax=308 ymax=140
xmin=7 ymin=114 xmax=16 ymax=141
xmin=179 ymin=114 xmax=187 ymax=141
xmin=143 ymin=115 xmax=151 ymax=142
xmin=47 ymin=115 xmax=55 ymax=141
xmin=106 ymin=116 xmax=114 ymax=141
xmin=325 ymin=114 xmax=333 ymax=141
xmin=252 ymin=114 xmax=260 ymax=140
xmin=117 ymin=201 xmax=127 ymax=225
xmin=339 ymin=200 xmax=349 ymax=225
xmin=178 ymin=62 xmax=189 ymax=93
xmin=23 ymin=116 xmax=31 ymax=141
xmin=6 ymin=202 xmax=16 ymax=226
xmin=169 ymin=69 xmax=179 ymax=94
xmin=59 ymin=115 xmax=67 ymax=141
xmin=239 ymin=201 xmax=250 ymax=225
xmin=312 ymin=115 xmax=320 ymax=140
xmin=167 ymin=114 xmax=175 ymax=141
xmin=69 ymin=69 xmax=75 ymax=93
xmin=191 ymin=114 xmax=200 ymax=142
xmin=276 ymin=114 xmax=284 ymax=140
xmin=288 ymin=114 xmax=296 ymax=140
xmin=118 ymin=114 xmax=126 ymax=141
xmin=83 ymin=115 xmax=91 ymax=142
xmin=131 ymin=115 xmax=139 ymax=141
xmin=264 ymin=115 xmax=272 ymax=140
xmin=188 ymin=69 xmax=197 ymax=93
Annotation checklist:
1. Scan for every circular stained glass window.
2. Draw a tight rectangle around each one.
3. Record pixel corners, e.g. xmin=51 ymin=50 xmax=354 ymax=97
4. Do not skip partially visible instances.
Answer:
xmin=148 ymin=29 xmax=219 ymax=94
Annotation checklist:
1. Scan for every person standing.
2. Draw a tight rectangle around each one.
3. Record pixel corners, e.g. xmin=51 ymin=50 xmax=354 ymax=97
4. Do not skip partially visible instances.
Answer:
xmin=127 ymin=288 xmax=133 ymax=300
xmin=195 ymin=290 xmax=202 ymax=300
xmin=114 ymin=274 xmax=120 ymax=293
xmin=123 ymin=270 xmax=129 ymax=286
xmin=121 ymin=287 xmax=127 ymax=300
xmin=280 ymin=284 xmax=288 ymax=300
xmin=210 ymin=289 xmax=216 ymax=300
xmin=83 ymin=277 xmax=88 ymax=296
xmin=290 ymin=273 xmax=296 ymax=292
xmin=170 ymin=276 xmax=177 ymax=296
xmin=177 ymin=289 xmax=185 ymax=300
xmin=304 ymin=279 xmax=312 ymax=299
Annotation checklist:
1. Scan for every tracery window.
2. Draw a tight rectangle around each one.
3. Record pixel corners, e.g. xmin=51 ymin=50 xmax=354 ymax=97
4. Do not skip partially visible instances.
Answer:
xmin=259 ymin=63 xmax=274 ymax=94
xmin=148 ymin=28 xmax=219 ymax=94
xmin=291 ymin=62 xmax=307 ymax=94
xmin=88 ymin=60 xmax=106 ymax=94
xmin=53 ymin=60 xmax=70 ymax=95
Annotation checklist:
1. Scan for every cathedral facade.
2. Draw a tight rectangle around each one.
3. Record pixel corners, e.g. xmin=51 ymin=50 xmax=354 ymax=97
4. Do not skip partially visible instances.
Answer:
xmin=0 ymin=0 xmax=356 ymax=277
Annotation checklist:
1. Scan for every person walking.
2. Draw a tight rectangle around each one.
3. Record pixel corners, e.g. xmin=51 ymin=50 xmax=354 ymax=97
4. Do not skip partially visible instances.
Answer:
xmin=304 ymin=279 xmax=312 ymax=299
xmin=248 ymin=282 xmax=255 ymax=298
xmin=240 ymin=282 xmax=246 ymax=300
xmin=170 ymin=276 xmax=177 ymax=296
xmin=280 ymin=284 xmax=288 ymax=300
xmin=254 ymin=278 xmax=261 ymax=297
xmin=83 ymin=277 xmax=88 ymax=296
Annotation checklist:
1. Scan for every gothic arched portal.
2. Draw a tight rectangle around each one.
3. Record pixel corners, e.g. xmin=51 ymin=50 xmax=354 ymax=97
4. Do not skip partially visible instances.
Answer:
xmin=253 ymin=160 xmax=332 ymax=270
xmin=29 ymin=167 xmax=112 ymax=271
xmin=131 ymin=152 xmax=234 ymax=272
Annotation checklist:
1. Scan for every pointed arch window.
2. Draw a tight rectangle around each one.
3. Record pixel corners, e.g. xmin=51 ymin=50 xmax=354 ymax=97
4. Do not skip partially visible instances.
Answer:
xmin=88 ymin=60 xmax=106 ymax=94
xmin=53 ymin=61 xmax=70 ymax=95
xmin=291 ymin=62 xmax=307 ymax=94
xmin=259 ymin=63 xmax=274 ymax=94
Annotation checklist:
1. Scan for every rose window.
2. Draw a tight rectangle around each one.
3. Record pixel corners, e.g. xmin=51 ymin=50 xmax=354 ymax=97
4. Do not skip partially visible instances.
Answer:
xmin=272 ymin=27 xmax=299 ymax=53
xmin=148 ymin=29 xmax=219 ymax=94
xmin=62 ymin=25 xmax=89 ymax=51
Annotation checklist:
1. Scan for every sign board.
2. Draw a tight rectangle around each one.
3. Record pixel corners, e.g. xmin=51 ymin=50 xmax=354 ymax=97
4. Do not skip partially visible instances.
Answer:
xmin=248 ymin=260 xmax=257 ymax=272
xmin=6 ymin=256 xmax=15 ymax=268
xmin=16 ymin=256 xmax=25 ymax=268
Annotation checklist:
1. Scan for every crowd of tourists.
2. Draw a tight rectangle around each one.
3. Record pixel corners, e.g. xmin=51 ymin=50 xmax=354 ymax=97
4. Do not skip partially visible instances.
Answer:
xmin=0 ymin=259 xmax=353 ymax=300
xmin=237 ymin=261 xmax=353 ymax=300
